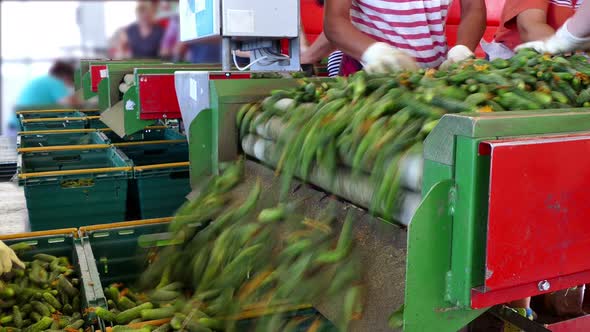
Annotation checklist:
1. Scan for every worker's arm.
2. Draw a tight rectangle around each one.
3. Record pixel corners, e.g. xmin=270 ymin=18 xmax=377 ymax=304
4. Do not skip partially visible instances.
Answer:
xmin=301 ymin=32 xmax=336 ymax=64
xmin=440 ymin=0 xmax=486 ymax=69
xmin=117 ymin=30 xmax=131 ymax=59
xmin=515 ymin=4 xmax=590 ymax=54
xmin=324 ymin=0 xmax=374 ymax=60
xmin=324 ymin=0 xmax=417 ymax=73
xmin=456 ymin=0 xmax=486 ymax=51
xmin=516 ymin=9 xmax=555 ymax=42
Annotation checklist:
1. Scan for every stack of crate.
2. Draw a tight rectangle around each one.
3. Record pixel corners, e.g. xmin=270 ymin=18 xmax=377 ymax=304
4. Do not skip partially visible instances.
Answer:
xmin=15 ymin=109 xmax=191 ymax=231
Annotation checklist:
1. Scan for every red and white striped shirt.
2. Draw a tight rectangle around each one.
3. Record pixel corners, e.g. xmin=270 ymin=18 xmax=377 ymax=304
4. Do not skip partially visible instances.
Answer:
xmin=350 ymin=0 xmax=452 ymax=68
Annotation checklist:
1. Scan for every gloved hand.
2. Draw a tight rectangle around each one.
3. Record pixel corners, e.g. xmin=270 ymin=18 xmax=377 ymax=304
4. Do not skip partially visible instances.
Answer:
xmin=439 ymin=45 xmax=474 ymax=70
xmin=515 ymin=20 xmax=590 ymax=54
xmin=0 ymin=241 xmax=24 ymax=274
xmin=361 ymin=42 xmax=418 ymax=74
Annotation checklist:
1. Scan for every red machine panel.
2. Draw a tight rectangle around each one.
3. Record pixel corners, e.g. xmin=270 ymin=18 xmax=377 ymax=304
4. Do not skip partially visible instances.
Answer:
xmin=90 ymin=65 xmax=108 ymax=92
xmin=138 ymin=74 xmax=182 ymax=120
xmin=138 ymin=73 xmax=251 ymax=120
xmin=480 ymin=133 xmax=590 ymax=295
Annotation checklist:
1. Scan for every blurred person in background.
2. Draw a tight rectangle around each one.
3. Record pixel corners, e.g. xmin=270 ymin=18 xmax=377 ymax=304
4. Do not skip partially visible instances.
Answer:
xmin=9 ymin=61 xmax=81 ymax=135
xmin=117 ymin=1 xmax=164 ymax=59
xmin=160 ymin=15 xmax=182 ymax=61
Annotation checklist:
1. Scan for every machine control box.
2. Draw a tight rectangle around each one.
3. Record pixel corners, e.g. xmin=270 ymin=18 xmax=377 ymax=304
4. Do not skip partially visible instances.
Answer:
xmin=180 ymin=0 xmax=298 ymax=41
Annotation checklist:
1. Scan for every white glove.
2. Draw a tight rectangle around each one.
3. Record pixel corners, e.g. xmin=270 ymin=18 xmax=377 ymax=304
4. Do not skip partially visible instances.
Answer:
xmin=0 ymin=241 xmax=24 ymax=275
xmin=439 ymin=45 xmax=474 ymax=70
xmin=515 ymin=19 xmax=590 ymax=54
xmin=361 ymin=42 xmax=418 ymax=73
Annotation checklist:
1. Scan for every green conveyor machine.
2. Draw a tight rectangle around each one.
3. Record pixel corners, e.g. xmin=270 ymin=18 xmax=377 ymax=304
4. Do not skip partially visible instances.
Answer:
xmin=173 ymin=72 xmax=590 ymax=332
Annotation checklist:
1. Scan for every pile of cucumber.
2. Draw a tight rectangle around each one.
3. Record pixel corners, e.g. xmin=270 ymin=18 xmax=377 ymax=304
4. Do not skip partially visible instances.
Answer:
xmin=236 ymin=50 xmax=590 ymax=224
xmin=94 ymin=160 xmax=361 ymax=331
xmin=0 ymin=245 xmax=83 ymax=332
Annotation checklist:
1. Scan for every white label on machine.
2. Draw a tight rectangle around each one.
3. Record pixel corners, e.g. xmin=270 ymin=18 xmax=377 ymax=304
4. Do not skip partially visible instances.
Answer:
xmin=125 ymin=100 xmax=136 ymax=111
xmin=226 ymin=9 xmax=255 ymax=34
xmin=99 ymin=69 xmax=108 ymax=78
xmin=195 ymin=0 xmax=206 ymax=12
xmin=190 ymin=78 xmax=197 ymax=101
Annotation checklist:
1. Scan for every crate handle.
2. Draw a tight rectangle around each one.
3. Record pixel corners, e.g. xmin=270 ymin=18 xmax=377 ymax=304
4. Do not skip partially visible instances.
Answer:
xmin=169 ymin=170 xmax=189 ymax=179
xmin=42 ymin=123 xmax=66 ymax=129
xmin=48 ymin=237 xmax=65 ymax=244
xmin=93 ymin=232 xmax=111 ymax=238
xmin=53 ymin=155 xmax=82 ymax=163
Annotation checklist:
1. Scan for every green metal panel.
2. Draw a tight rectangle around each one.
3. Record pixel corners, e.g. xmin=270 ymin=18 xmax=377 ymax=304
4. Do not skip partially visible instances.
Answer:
xmin=188 ymin=79 xmax=301 ymax=188
xmin=425 ymin=109 xmax=590 ymax=166
xmin=74 ymin=68 xmax=81 ymax=90
xmin=188 ymin=108 xmax=216 ymax=190
xmin=82 ymin=72 xmax=96 ymax=100
xmin=123 ymin=85 xmax=156 ymax=134
xmin=447 ymin=136 xmax=492 ymax=307
xmin=404 ymin=180 xmax=486 ymax=331
xmin=421 ymin=159 xmax=453 ymax=197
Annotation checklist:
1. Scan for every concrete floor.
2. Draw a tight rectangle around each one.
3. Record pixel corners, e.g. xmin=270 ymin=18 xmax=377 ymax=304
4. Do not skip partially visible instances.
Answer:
xmin=0 ymin=136 xmax=28 ymax=235
xmin=0 ymin=181 xmax=28 ymax=234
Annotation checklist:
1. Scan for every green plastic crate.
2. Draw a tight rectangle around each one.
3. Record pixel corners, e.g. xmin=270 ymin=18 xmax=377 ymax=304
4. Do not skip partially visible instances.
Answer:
xmin=18 ymin=147 xmax=132 ymax=231
xmin=87 ymin=117 xmax=109 ymax=129
xmin=18 ymin=110 xmax=86 ymax=131
xmin=17 ymin=131 xmax=109 ymax=149
xmin=117 ymin=142 xmax=190 ymax=219
xmin=0 ymin=229 xmax=104 ymax=326
xmin=104 ymin=128 xmax=185 ymax=143
xmin=80 ymin=220 xmax=337 ymax=331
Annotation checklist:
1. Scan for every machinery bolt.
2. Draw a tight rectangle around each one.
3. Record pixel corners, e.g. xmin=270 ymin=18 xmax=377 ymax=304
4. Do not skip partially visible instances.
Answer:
xmin=538 ymin=280 xmax=550 ymax=291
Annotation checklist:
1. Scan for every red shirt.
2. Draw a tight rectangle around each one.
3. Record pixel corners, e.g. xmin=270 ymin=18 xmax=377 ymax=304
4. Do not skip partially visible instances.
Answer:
xmin=495 ymin=0 xmax=581 ymax=50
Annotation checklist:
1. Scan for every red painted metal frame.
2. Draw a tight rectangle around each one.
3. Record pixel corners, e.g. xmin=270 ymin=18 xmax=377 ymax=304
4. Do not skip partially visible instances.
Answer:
xmin=545 ymin=314 xmax=590 ymax=331
xmin=471 ymin=133 xmax=590 ymax=309
xmin=90 ymin=65 xmax=108 ymax=92
xmin=137 ymin=72 xmax=251 ymax=120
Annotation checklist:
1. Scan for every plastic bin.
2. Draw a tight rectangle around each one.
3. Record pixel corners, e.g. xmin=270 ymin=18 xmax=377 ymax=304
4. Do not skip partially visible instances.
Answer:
xmin=104 ymin=127 xmax=185 ymax=143
xmin=0 ymin=229 xmax=104 ymax=325
xmin=17 ymin=130 xmax=109 ymax=149
xmin=116 ymin=141 xmax=190 ymax=219
xmin=18 ymin=146 xmax=132 ymax=231
xmin=87 ymin=116 xmax=109 ymax=129
xmin=79 ymin=219 xmax=337 ymax=332
xmin=18 ymin=110 xmax=86 ymax=131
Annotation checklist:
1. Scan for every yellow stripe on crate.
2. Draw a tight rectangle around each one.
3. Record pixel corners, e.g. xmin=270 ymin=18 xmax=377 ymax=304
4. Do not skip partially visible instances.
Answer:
xmin=18 ymin=166 xmax=132 ymax=179
xmin=134 ymin=161 xmax=189 ymax=171
xmin=16 ymin=108 xmax=99 ymax=114
xmin=16 ymin=109 xmax=75 ymax=114
xmin=0 ymin=228 xmax=77 ymax=241
xmin=79 ymin=217 xmax=173 ymax=235
xmin=112 ymin=139 xmax=186 ymax=147
xmin=17 ymin=144 xmax=111 ymax=153
xmin=18 ymin=128 xmax=97 ymax=135
xmin=21 ymin=117 xmax=88 ymax=123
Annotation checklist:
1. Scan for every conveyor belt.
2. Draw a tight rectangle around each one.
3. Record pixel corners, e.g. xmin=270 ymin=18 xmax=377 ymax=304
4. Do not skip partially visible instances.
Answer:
xmin=237 ymin=160 xmax=407 ymax=332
